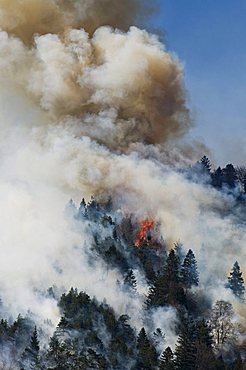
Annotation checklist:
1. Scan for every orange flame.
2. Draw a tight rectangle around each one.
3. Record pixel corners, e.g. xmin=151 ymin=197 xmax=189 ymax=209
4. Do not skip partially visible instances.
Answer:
xmin=135 ymin=219 xmax=155 ymax=247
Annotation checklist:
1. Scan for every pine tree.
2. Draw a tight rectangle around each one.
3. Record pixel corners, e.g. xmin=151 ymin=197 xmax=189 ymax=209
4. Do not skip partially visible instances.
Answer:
xmin=78 ymin=197 xmax=87 ymax=218
xmin=164 ymin=249 xmax=180 ymax=283
xmin=146 ymin=249 xmax=186 ymax=308
xmin=135 ymin=327 xmax=157 ymax=369
xmin=153 ymin=327 xmax=165 ymax=350
xmin=159 ymin=346 xmax=175 ymax=370
xmin=223 ymin=163 xmax=238 ymax=189
xmin=180 ymin=249 xmax=199 ymax=288
xmin=227 ymin=261 xmax=245 ymax=302
xmin=47 ymin=334 xmax=68 ymax=366
xmin=195 ymin=320 xmax=216 ymax=370
xmin=124 ymin=269 xmax=137 ymax=291
xmin=200 ymin=156 xmax=211 ymax=174
xmin=87 ymin=196 xmax=100 ymax=221
xmin=30 ymin=326 xmax=40 ymax=353
xmin=22 ymin=326 xmax=41 ymax=369
xmin=196 ymin=319 xmax=213 ymax=348
xmin=212 ymin=167 xmax=223 ymax=189
xmin=174 ymin=241 xmax=186 ymax=263
xmin=175 ymin=317 xmax=197 ymax=370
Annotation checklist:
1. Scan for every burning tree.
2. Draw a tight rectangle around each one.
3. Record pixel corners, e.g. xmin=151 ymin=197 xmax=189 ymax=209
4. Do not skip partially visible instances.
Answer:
xmin=135 ymin=219 xmax=155 ymax=247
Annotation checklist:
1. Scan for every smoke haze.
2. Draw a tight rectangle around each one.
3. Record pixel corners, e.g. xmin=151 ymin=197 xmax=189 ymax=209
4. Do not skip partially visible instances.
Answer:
xmin=0 ymin=0 xmax=245 ymax=353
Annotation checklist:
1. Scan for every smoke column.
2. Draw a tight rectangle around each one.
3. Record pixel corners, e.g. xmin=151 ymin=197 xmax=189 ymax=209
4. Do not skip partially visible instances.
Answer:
xmin=0 ymin=0 xmax=245 ymax=349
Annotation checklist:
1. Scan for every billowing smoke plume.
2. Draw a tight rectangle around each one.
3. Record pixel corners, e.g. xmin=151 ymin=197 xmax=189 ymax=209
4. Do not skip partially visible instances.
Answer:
xmin=0 ymin=0 xmax=245 ymax=354
xmin=0 ymin=27 xmax=189 ymax=151
xmin=0 ymin=0 xmax=152 ymax=44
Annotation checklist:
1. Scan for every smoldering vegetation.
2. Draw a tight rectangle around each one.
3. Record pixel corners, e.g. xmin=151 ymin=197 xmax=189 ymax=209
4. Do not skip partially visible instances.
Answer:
xmin=0 ymin=177 xmax=245 ymax=369
xmin=0 ymin=0 xmax=245 ymax=369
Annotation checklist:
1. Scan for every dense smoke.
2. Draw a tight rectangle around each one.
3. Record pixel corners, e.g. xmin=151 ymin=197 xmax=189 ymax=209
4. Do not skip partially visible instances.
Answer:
xmin=0 ymin=0 xmax=245 ymax=355
xmin=0 ymin=0 xmax=152 ymax=44
xmin=0 ymin=26 xmax=189 ymax=151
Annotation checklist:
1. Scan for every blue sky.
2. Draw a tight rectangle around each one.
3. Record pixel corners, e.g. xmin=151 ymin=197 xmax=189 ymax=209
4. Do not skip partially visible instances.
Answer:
xmin=147 ymin=0 xmax=246 ymax=166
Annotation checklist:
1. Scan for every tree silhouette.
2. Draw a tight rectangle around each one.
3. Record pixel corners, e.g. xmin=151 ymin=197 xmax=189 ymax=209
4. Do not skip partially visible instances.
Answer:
xmin=159 ymin=346 xmax=175 ymax=370
xmin=175 ymin=317 xmax=197 ymax=370
xmin=180 ymin=249 xmax=199 ymax=288
xmin=227 ymin=261 xmax=245 ymax=302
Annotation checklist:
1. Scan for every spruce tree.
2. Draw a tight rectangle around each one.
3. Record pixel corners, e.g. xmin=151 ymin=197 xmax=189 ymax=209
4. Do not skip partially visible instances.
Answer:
xmin=200 ymin=156 xmax=211 ymax=174
xmin=159 ymin=346 xmax=175 ymax=370
xmin=135 ymin=327 xmax=157 ymax=369
xmin=153 ymin=327 xmax=165 ymax=349
xmin=164 ymin=249 xmax=180 ymax=283
xmin=146 ymin=249 xmax=186 ymax=308
xmin=175 ymin=317 xmax=197 ymax=370
xmin=227 ymin=261 xmax=245 ymax=302
xmin=174 ymin=242 xmax=186 ymax=263
xmin=47 ymin=334 xmax=67 ymax=366
xmin=223 ymin=163 xmax=238 ymax=189
xmin=78 ymin=197 xmax=87 ymax=218
xmin=180 ymin=249 xmax=199 ymax=288
xmin=22 ymin=326 xmax=40 ymax=369
xmin=212 ymin=167 xmax=223 ymax=189
xmin=195 ymin=320 xmax=216 ymax=370
xmin=30 ymin=326 xmax=40 ymax=353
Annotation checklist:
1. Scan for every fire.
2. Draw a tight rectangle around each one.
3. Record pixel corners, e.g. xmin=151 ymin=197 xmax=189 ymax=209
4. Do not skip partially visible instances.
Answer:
xmin=135 ymin=219 xmax=155 ymax=247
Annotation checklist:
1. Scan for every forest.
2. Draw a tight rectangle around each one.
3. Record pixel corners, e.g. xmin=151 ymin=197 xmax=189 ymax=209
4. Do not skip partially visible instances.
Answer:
xmin=0 ymin=157 xmax=245 ymax=370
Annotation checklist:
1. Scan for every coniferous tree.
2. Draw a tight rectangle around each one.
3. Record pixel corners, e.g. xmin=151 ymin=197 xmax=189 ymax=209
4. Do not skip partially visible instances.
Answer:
xmin=22 ymin=326 xmax=41 ymax=369
xmin=47 ymin=334 xmax=68 ymax=368
xmin=78 ymin=197 xmax=87 ymax=218
xmin=146 ymin=249 xmax=186 ymax=308
xmin=175 ymin=317 xmax=197 ymax=370
xmin=124 ymin=269 xmax=137 ymax=291
xmin=164 ymin=249 xmax=186 ymax=306
xmin=174 ymin=242 xmax=186 ymax=263
xmin=180 ymin=249 xmax=199 ymax=288
xmin=195 ymin=319 xmax=216 ymax=370
xmin=223 ymin=164 xmax=238 ymax=189
xmin=30 ymin=326 xmax=39 ymax=353
xmin=200 ymin=156 xmax=212 ymax=174
xmin=159 ymin=346 xmax=175 ymax=370
xmin=227 ymin=261 xmax=245 ymax=302
xmin=212 ymin=167 xmax=223 ymax=189
xmin=164 ymin=249 xmax=180 ymax=283
xmin=153 ymin=327 xmax=165 ymax=350
xmin=135 ymin=327 xmax=157 ymax=369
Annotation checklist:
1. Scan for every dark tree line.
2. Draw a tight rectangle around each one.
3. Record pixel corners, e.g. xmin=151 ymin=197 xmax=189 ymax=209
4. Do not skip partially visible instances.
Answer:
xmin=0 ymin=194 xmax=244 ymax=369
xmin=196 ymin=155 xmax=246 ymax=194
